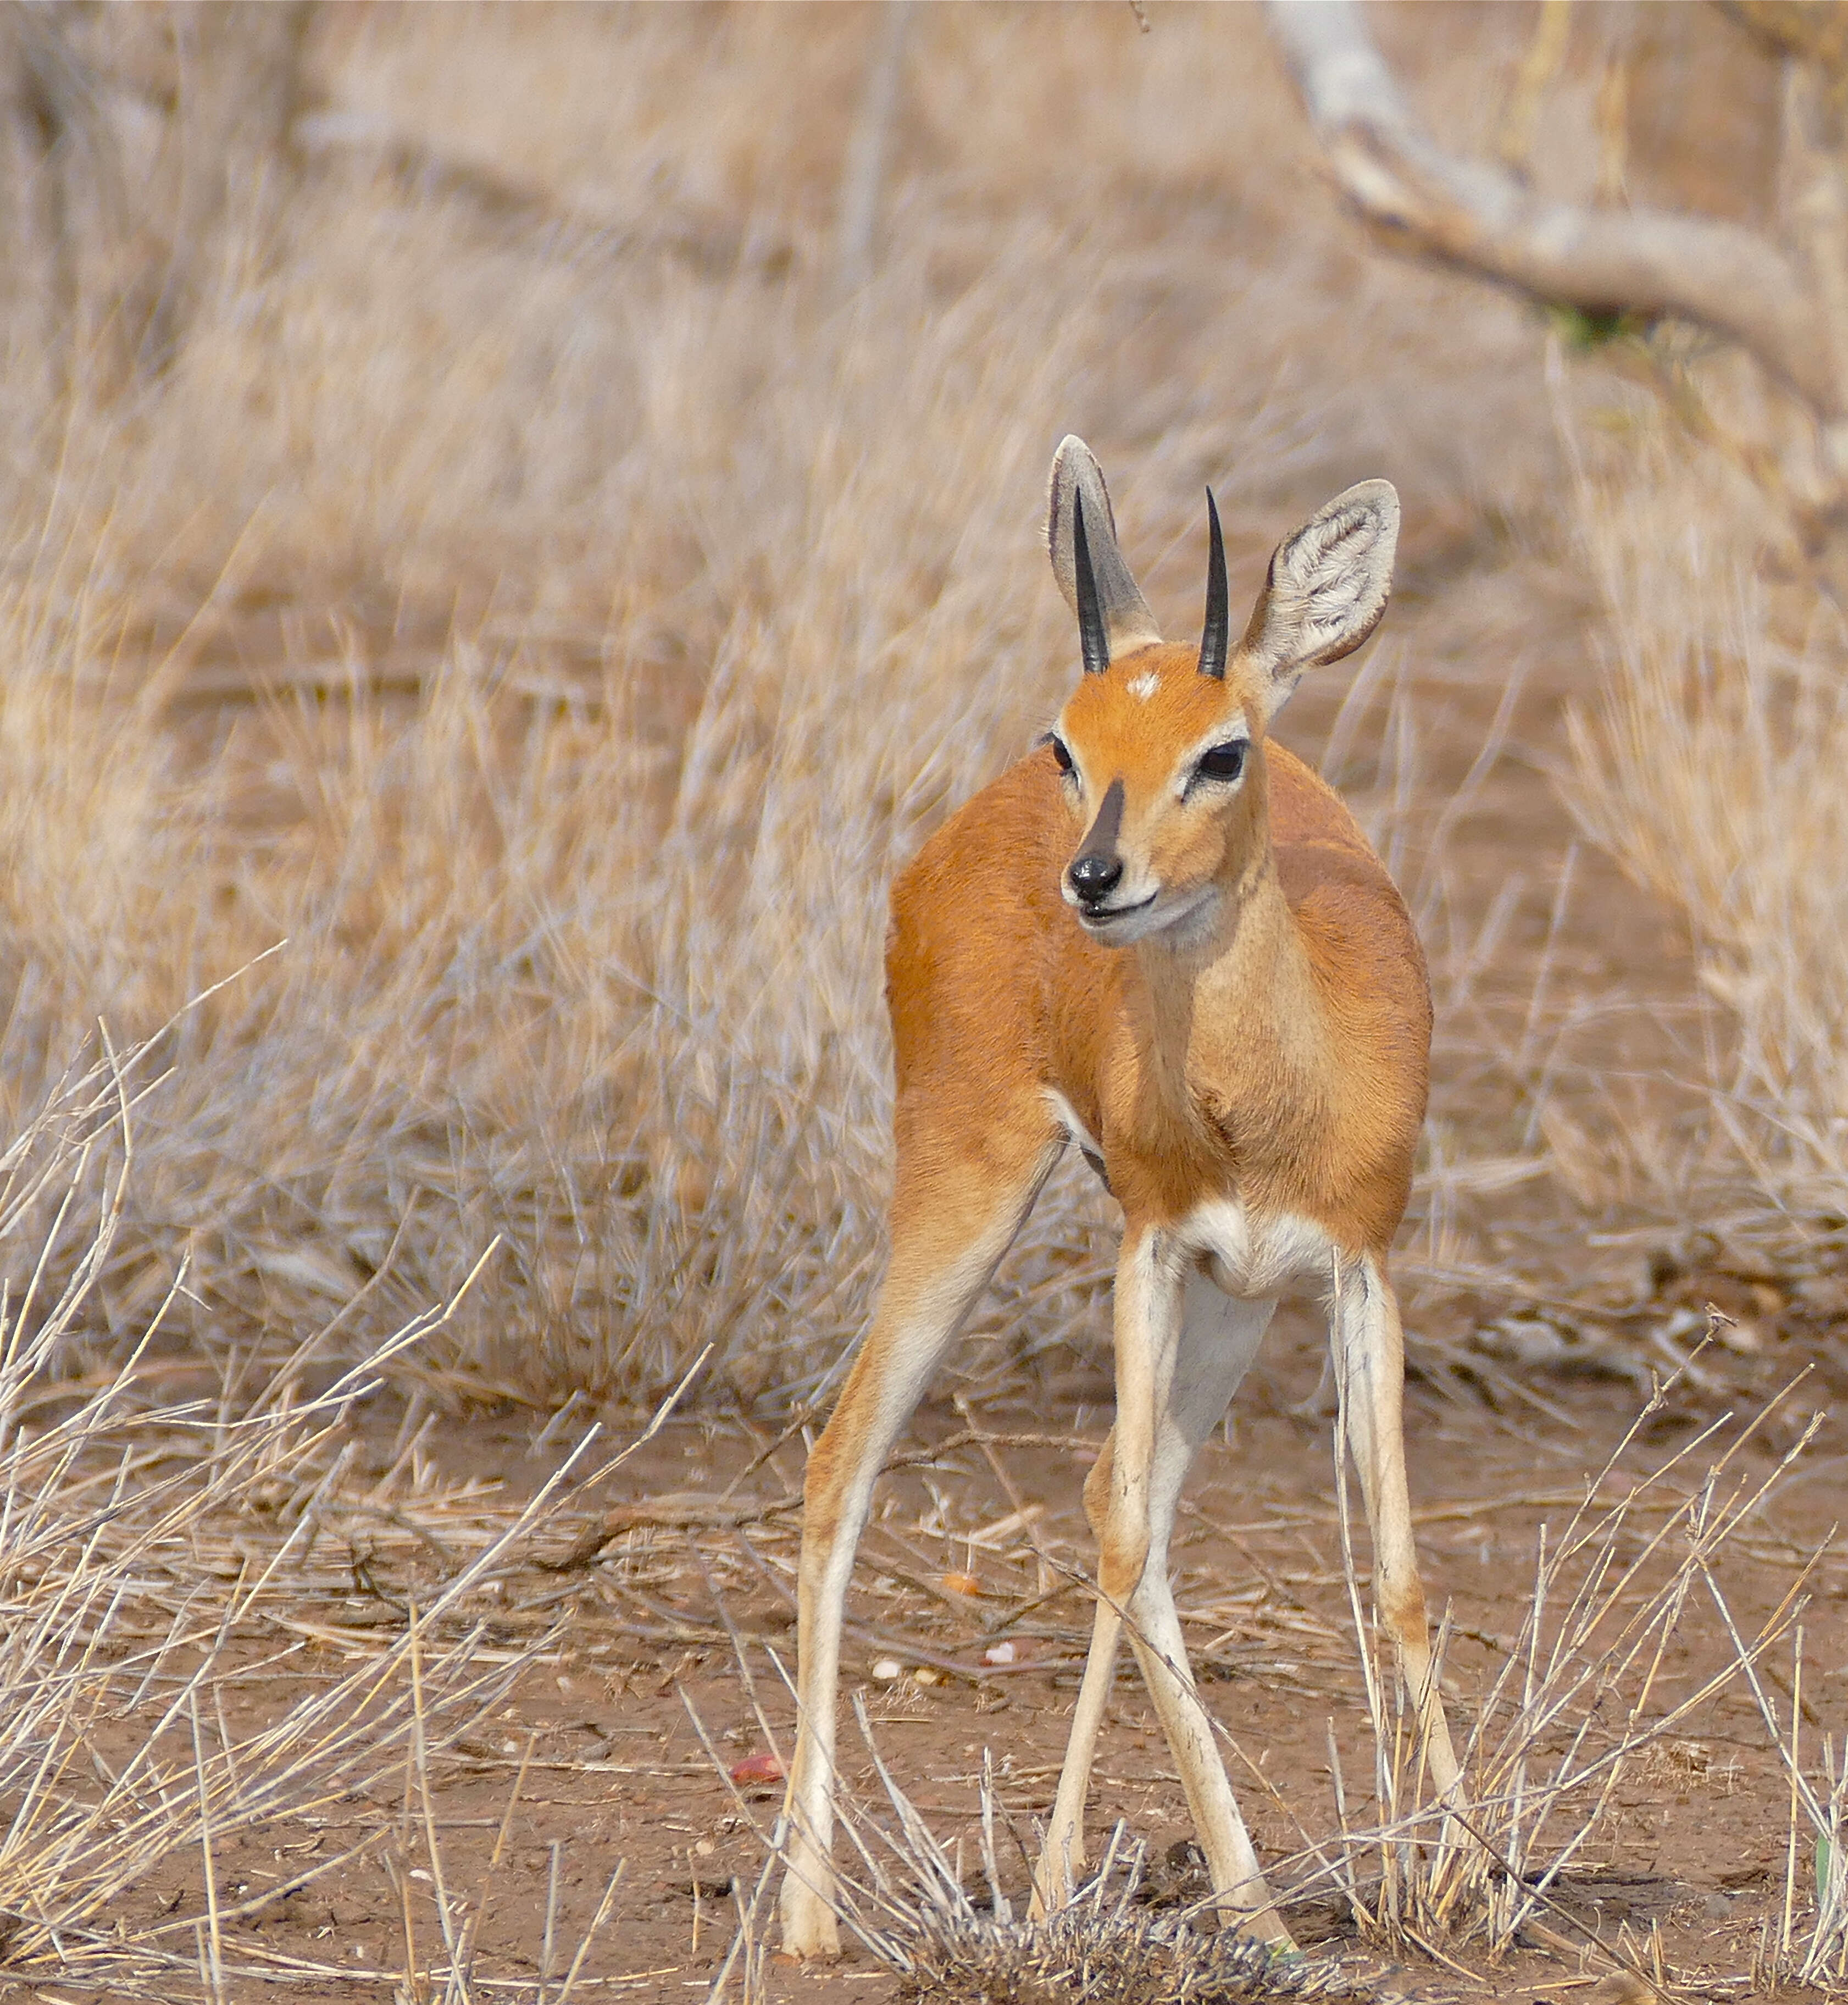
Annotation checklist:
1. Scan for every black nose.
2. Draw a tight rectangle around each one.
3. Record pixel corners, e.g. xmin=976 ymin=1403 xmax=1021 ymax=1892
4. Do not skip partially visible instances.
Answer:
xmin=1068 ymin=851 xmax=1124 ymax=904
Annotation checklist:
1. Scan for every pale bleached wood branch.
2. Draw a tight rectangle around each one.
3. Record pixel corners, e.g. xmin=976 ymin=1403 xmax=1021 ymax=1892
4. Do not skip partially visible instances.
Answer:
xmin=1266 ymin=0 xmax=1846 ymax=425
xmin=1721 ymin=2 xmax=1848 ymax=96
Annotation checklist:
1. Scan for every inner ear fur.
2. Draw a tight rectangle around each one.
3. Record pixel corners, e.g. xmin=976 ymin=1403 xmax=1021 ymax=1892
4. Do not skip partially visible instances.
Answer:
xmin=1046 ymin=436 xmax=1163 ymax=662
xmin=1239 ymin=479 xmax=1399 ymax=711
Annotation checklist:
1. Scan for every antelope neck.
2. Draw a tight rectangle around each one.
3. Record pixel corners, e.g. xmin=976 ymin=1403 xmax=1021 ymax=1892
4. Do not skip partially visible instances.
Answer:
xmin=1131 ymin=838 xmax=1327 ymax=1128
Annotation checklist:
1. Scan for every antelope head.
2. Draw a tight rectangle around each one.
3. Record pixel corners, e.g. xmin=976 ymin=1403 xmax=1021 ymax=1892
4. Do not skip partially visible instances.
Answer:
xmin=1043 ymin=435 xmax=1398 ymax=946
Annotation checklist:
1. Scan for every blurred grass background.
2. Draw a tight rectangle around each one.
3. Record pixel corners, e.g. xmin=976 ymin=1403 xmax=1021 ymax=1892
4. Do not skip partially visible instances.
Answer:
xmin=0 ymin=1 xmax=1829 ymax=1409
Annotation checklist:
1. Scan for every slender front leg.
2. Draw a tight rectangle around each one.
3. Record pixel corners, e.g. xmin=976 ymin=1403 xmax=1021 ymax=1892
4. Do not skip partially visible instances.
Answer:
xmin=1329 ymin=1252 xmax=1461 ymax=1797
xmin=1036 ymin=1248 xmax=1290 ymax=1942
xmin=1035 ymin=1227 xmax=1183 ymax=1914
xmin=780 ymin=1132 xmax=1057 ymax=1959
xmin=1033 ymin=1434 xmax=1126 ymax=1915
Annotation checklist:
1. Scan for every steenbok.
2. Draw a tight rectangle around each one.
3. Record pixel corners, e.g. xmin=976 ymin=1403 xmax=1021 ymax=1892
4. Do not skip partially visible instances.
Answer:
xmin=779 ymin=438 xmax=1459 ymax=1956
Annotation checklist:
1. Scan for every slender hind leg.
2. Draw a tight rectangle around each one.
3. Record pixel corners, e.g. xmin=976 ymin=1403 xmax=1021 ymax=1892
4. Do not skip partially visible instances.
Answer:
xmin=779 ymin=1117 xmax=1059 ymax=1959
xmin=1329 ymin=1253 xmax=1460 ymax=1796
xmin=1036 ymin=1254 xmax=1288 ymax=1941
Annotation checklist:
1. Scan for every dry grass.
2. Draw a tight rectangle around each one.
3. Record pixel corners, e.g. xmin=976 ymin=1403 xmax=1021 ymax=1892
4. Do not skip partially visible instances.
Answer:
xmin=717 ymin=1369 xmax=1826 ymax=1993
xmin=0 ymin=3 xmax=1611 ymax=1409
xmin=0 ymin=1021 xmax=657 ymax=1995
xmin=1512 ymin=19 xmax=1848 ymax=1272
xmin=0 ymin=8 xmax=1819 ymax=1416
xmin=1563 ymin=376 xmax=1848 ymax=1269
xmin=1710 ymin=1567 xmax=1848 ymax=1987
xmin=1316 ymin=1367 xmax=1817 ymax=1959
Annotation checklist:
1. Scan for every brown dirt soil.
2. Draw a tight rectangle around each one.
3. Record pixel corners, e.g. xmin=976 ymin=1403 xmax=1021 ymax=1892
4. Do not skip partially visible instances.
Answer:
xmin=62 ymin=1328 xmax=1842 ymax=2005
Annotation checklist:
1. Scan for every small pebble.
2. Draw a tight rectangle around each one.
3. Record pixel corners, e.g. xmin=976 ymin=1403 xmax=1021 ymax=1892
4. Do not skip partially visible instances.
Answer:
xmin=871 ymin=1657 xmax=903 ymax=1682
xmin=728 ymin=1750 xmax=784 ymax=1787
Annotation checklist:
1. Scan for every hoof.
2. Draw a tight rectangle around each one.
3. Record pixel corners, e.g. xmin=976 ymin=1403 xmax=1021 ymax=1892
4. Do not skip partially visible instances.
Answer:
xmin=1231 ymin=1904 xmax=1297 ymax=1953
xmin=1030 ymin=1831 xmax=1083 ymax=1920
xmin=779 ymin=1881 xmax=841 ymax=1960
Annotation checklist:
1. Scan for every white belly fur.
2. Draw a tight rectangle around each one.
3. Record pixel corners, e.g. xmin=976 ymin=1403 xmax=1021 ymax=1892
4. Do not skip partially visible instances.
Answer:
xmin=1045 ymin=1093 xmax=1343 ymax=1303
xmin=1176 ymin=1197 xmax=1340 ymax=1302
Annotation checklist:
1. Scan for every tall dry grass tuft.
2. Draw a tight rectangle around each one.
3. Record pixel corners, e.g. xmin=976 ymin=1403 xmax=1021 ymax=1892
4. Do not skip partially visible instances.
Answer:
xmin=0 ymin=1022 xmax=617 ymax=1991
xmin=1711 ymin=1586 xmax=1848 ymax=1986
xmin=0 ymin=233 xmax=1126 ymax=1405
xmin=1561 ymin=375 xmax=1848 ymax=1260
xmin=1318 ymin=1367 xmax=1816 ymax=1955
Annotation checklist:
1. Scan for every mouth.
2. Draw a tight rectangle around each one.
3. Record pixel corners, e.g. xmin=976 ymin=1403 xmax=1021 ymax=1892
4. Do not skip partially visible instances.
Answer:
xmin=1075 ymin=891 xmax=1157 ymax=931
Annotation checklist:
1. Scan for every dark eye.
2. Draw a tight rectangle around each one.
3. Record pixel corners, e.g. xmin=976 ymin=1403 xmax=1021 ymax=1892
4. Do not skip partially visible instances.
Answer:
xmin=1048 ymin=735 xmax=1074 ymax=776
xmin=1195 ymin=741 xmax=1247 ymax=783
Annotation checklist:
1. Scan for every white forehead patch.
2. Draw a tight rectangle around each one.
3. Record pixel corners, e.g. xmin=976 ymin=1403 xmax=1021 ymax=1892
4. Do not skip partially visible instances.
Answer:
xmin=1126 ymin=671 xmax=1159 ymax=701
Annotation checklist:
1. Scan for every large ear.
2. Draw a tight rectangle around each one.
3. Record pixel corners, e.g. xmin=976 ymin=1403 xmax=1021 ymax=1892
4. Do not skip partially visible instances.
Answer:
xmin=1046 ymin=436 xmax=1162 ymax=669
xmin=1239 ymin=479 xmax=1398 ymax=715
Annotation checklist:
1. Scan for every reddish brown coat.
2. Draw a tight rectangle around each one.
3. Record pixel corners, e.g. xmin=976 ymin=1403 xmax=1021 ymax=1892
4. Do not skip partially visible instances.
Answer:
xmin=887 ymin=680 xmax=1429 ymax=1260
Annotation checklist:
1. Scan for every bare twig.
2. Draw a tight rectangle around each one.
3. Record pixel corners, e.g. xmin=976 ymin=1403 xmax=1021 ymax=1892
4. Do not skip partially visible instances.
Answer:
xmin=1267 ymin=0 xmax=1845 ymax=422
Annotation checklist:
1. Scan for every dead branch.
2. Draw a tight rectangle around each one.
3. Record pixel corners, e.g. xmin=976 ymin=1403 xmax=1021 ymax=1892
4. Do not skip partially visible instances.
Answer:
xmin=537 ymin=1429 xmax=1098 ymax=1571
xmin=536 ymin=1491 xmax=803 ymax=1572
xmin=1722 ymin=2 xmax=1848 ymax=96
xmin=1266 ymin=0 xmax=1846 ymax=425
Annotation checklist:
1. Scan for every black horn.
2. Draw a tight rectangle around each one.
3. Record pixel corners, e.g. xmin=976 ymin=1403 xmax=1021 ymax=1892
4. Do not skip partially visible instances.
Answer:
xmin=1198 ymin=488 xmax=1229 ymax=679
xmin=1073 ymin=489 xmax=1111 ymax=676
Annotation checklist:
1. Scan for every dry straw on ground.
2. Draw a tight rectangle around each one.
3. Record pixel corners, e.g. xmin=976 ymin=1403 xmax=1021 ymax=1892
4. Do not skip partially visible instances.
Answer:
xmin=0 ymin=1024 xmax=652 ymax=1995
xmin=714 ymin=1370 xmax=1823 ymax=1993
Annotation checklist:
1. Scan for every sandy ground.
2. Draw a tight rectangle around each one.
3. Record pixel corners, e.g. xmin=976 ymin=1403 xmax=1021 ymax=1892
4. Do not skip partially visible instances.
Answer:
xmin=94 ymin=1323 xmax=1837 ymax=2004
